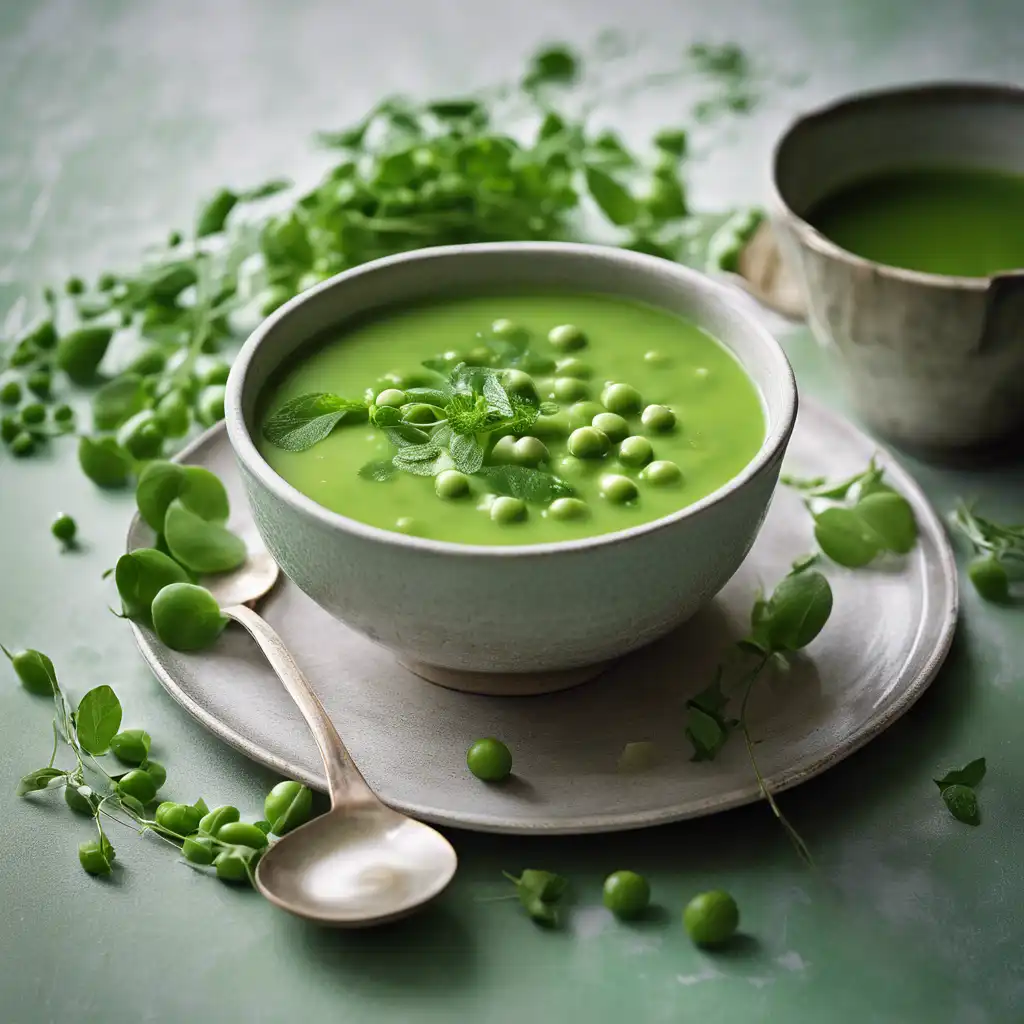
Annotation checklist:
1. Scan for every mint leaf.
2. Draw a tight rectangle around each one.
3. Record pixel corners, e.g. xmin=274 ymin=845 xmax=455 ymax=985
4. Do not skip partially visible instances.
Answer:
xmin=763 ymin=570 xmax=833 ymax=652
xmin=934 ymin=758 xmax=986 ymax=791
xmin=358 ymin=460 xmax=398 ymax=482
xmin=76 ymin=685 xmax=123 ymax=755
xmin=941 ymin=784 xmax=980 ymax=826
xmin=263 ymin=393 xmax=367 ymax=451
xmin=449 ymin=432 xmax=485 ymax=474
xmin=392 ymin=451 xmax=453 ymax=477
xmin=477 ymin=466 xmax=573 ymax=504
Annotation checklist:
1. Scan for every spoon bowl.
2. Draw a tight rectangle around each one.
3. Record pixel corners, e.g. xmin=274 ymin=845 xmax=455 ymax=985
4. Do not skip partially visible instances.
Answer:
xmin=256 ymin=805 xmax=457 ymax=927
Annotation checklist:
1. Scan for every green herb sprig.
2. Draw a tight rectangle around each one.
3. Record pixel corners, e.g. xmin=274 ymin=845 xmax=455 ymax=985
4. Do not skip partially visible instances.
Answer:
xmin=949 ymin=502 xmax=1024 ymax=604
xmin=502 ymin=869 xmax=569 ymax=927
xmin=934 ymin=757 xmax=986 ymax=826
xmin=685 ymin=565 xmax=834 ymax=862
xmin=782 ymin=458 xmax=919 ymax=568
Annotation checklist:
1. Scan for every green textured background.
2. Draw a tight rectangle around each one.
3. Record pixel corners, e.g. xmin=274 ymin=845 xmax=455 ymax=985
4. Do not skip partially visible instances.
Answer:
xmin=1 ymin=3 xmax=1022 ymax=1022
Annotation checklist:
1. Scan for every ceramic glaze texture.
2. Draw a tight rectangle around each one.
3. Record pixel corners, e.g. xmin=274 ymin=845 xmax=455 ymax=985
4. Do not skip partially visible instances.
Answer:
xmin=226 ymin=244 xmax=796 ymax=677
xmin=771 ymin=85 xmax=1024 ymax=453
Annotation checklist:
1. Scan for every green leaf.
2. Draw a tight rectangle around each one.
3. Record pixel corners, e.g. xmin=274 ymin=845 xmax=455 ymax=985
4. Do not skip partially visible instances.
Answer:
xmin=196 ymin=189 xmax=239 ymax=237
xmin=790 ymin=553 xmax=820 ymax=574
xmin=763 ymin=570 xmax=833 ymax=652
xmin=813 ymin=507 xmax=883 ymax=568
xmin=78 ymin=436 xmax=132 ymax=490
xmin=686 ymin=706 xmax=729 ymax=762
xmin=934 ymin=758 xmax=986 ymax=791
xmin=856 ymin=491 xmax=918 ymax=555
xmin=427 ymin=99 xmax=483 ymax=121
xmin=517 ymin=869 xmax=567 ymax=902
xmin=163 ymin=499 xmax=247 ymax=574
xmin=16 ymin=767 xmax=66 ymax=796
xmin=941 ymin=784 xmax=980 ymax=826
xmin=393 ymin=452 xmax=453 ymax=477
xmin=482 ymin=375 xmax=513 ymax=417
xmin=136 ymin=462 xmax=230 ymax=531
xmin=115 ymin=548 xmax=191 ymax=624
xmin=238 ymin=178 xmax=292 ymax=201
xmin=385 ymin=424 xmax=433 ymax=448
xmin=358 ymin=460 xmax=398 ymax=482
xmin=92 ymin=374 xmax=147 ymax=431
xmin=76 ymin=685 xmax=123 ymax=755
xmin=585 ymin=166 xmax=638 ymax=226
xmin=524 ymin=44 xmax=579 ymax=86
xmin=370 ymin=405 xmax=403 ymax=428
xmin=449 ymin=432 xmax=485 ymax=474
xmin=477 ymin=466 xmax=574 ymax=504
xmin=263 ymin=393 xmax=367 ymax=451
xmin=653 ymin=128 xmax=688 ymax=156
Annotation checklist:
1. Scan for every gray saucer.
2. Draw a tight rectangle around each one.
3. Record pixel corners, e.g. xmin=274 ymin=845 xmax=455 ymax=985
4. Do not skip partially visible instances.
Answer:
xmin=128 ymin=398 xmax=957 ymax=834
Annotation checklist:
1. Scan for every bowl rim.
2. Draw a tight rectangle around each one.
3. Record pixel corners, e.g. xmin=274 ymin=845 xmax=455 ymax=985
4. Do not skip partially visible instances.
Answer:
xmin=225 ymin=241 xmax=797 ymax=560
xmin=770 ymin=80 xmax=1024 ymax=293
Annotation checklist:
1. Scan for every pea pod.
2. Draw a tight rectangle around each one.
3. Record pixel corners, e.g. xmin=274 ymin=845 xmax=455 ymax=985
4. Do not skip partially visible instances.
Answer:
xmin=154 ymin=801 xmax=204 ymax=837
xmin=214 ymin=845 xmax=260 ymax=884
xmin=78 ymin=436 xmax=132 ymax=489
xmin=1 ymin=646 xmax=56 ymax=696
xmin=109 ymin=728 xmax=152 ymax=765
xmin=79 ymin=838 xmax=114 ymax=876
xmin=117 ymin=769 xmax=157 ymax=804
xmin=141 ymin=760 xmax=167 ymax=790
xmin=198 ymin=805 xmax=240 ymax=836
xmin=216 ymin=821 xmax=269 ymax=850
xmin=182 ymin=835 xmax=216 ymax=865
xmin=56 ymin=326 xmax=115 ymax=384
xmin=264 ymin=780 xmax=313 ymax=836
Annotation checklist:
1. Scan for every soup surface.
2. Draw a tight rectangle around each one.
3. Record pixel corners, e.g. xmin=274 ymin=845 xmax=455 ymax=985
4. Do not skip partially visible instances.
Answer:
xmin=258 ymin=293 xmax=764 ymax=546
xmin=807 ymin=166 xmax=1024 ymax=277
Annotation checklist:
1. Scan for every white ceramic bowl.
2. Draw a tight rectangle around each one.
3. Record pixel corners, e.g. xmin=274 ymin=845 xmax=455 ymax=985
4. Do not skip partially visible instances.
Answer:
xmin=225 ymin=243 xmax=796 ymax=691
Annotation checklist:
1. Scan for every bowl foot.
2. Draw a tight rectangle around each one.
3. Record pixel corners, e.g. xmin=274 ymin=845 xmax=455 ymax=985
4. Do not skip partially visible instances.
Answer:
xmin=397 ymin=658 xmax=610 ymax=696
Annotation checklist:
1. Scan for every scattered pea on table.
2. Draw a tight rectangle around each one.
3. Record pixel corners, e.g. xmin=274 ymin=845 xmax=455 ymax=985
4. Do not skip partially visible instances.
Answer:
xmin=466 ymin=737 xmax=513 ymax=782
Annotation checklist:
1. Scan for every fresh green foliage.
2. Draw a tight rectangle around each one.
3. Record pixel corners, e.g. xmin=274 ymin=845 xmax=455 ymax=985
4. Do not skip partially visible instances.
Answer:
xmin=503 ymin=869 xmax=568 ymax=927
xmin=934 ymin=757 xmax=985 ymax=826
xmin=114 ymin=548 xmax=191 ymax=625
xmin=162 ymin=499 xmax=246 ymax=574
xmin=78 ymin=436 xmax=133 ymax=489
xmin=262 ymin=394 xmax=369 ymax=451
xmin=950 ymin=502 xmax=1024 ymax=603
xmin=75 ymin=685 xmax=123 ymax=755
xmin=783 ymin=458 xmax=918 ymax=567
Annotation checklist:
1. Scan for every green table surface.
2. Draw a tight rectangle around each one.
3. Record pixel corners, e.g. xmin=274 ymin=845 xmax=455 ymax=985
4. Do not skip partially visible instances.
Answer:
xmin=1 ymin=3 xmax=1023 ymax=1022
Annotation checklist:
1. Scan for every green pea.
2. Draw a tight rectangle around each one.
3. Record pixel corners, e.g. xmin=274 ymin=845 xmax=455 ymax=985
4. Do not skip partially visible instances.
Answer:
xmin=217 ymin=821 xmax=270 ymax=850
xmin=23 ymin=319 xmax=57 ymax=351
xmin=555 ymin=455 xmax=587 ymax=479
xmin=109 ymin=728 xmax=151 ymax=765
xmin=435 ymin=469 xmax=470 ymax=499
xmin=214 ymin=845 xmax=260 ymax=884
xmin=196 ymin=384 xmax=226 ymax=427
xmin=683 ymin=890 xmax=739 ymax=947
xmin=27 ymin=369 xmax=52 ymax=399
xmin=9 ymin=342 xmax=36 ymax=367
xmin=375 ymin=388 xmax=406 ymax=408
xmin=548 ymin=324 xmax=587 ymax=351
xmin=51 ymin=514 xmax=77 ymax=545
xmin=491 ymin=318 xmax=524 ymax=340
xmin=618 ymin=436 xmax=653 ymax=467
xmin=532 ymin=410 xmax=570 ymax=438
xmin=1 ymin=415 xmax=20 ymax=443
xmin=601 ymin=383 xmax=643 ymax=416
xmin=65 ymin=276 xmax=85 ymax=295
xmin=117 ymin=769 xmax=158 ymax=804
xmin=490 ymin=496 xmax=527 ymax=524
xmin=466 ymin=346 xmax=497 ymax=367
xmin=141 ymin=760 xmax=166 ymax=790
xmin=512 ymin=436 xmax=549 ymax=466
xmin=466 ymin=737 xmax=513 ymax=782
xmin=548 ymin=497 xmax=590 ymax=521
xmin=642 ymin=460 xmax=682 ymax=486
xmin=155 ymin=801 xmax=204 ymax=837
xmin=200 ymin=361 xmax=231 ymax=387
xmin=553 ymin=377 xmax=590 ymax=403
xmin=968 ymin=554 xmax=1010 ymax=603
xmin=168 ymin=230 xmax=183 ymax=247
xmin=641 ymin=404 xmax=676 ymax=433
xmin=568 ymin=426 xmax=610 ymax=459
xmin=555 ymin=357 xmax=592 ymax=379
xmin=603 ymin=870 xmax=651 ymax=919
xmin=490 ymin=436 xmax=518 ymax=464
xmin=592 ymin=412 xmax=629 ymax=442
xmin=151 ymin=583 xmax=228 ymax=652
xmin=20 ymin=402 xmax=46 ymax=425
xmin=3 ymin=648 xmax=56 ymax=696
xmin=182 ymin=835 xmax=216 ymax=865
xmin=502 ymin=369 xmax=539 ymax=402
xmin=56 ymin=326 xmax=114 ymax=385
xmin=117 ymin=411 xmax=165 ymax=460
xmin=0 ymin=380 xmax=21 ymax=405
xmin=10 ymin=432 xmax=35 ymax=457
xmin=199 ymin=805 xmax=241 ymax=837
xmin=567 ymin=400 xmax=605 ymax=431
xmin=265 ymin=780 xmax=314 ymax=836
xmin=78 ymin=839 xmax=113 ymax=876
xmin=52 ymin=403 xmax=74 ymax=424
xmin=394 ymin=517 xmax=421 ymax=535
xmin=155 ymin=391 xmax=191 ymax=438
xmin=601 ymin=474 xmax=639 ymax=503
xmin=78 ymin=436 xmax=132 ymax=489
xmin=65 ymin=784 xmax=98 ymax=816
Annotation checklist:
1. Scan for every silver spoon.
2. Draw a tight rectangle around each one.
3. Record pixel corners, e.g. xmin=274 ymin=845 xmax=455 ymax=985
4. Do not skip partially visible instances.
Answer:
xmin=204 ymin=541 xmax=458 ymax=927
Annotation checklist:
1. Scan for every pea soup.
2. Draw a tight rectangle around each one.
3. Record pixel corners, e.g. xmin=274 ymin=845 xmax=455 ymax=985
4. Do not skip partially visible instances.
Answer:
xmin=258 ymin=293 xmax=764 ymax=546
xmin=807 ymin=166 xmax=1024 ymax=278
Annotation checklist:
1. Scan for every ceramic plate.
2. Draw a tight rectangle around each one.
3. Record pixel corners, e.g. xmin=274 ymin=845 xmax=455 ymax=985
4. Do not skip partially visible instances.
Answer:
xmin=128 ymin=398 xmax=957 ymax=834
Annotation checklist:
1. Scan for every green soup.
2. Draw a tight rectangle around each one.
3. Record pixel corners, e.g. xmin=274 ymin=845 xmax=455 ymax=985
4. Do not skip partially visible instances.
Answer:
xmin=258 ymin=293 xmax=764 ymax=546
xmin=807 ymin=166 xmax=1024 ymax=278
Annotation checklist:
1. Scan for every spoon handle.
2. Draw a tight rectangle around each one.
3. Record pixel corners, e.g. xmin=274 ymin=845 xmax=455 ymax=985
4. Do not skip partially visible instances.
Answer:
xmin=223 ymin=604 xmax=377 ymax=809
